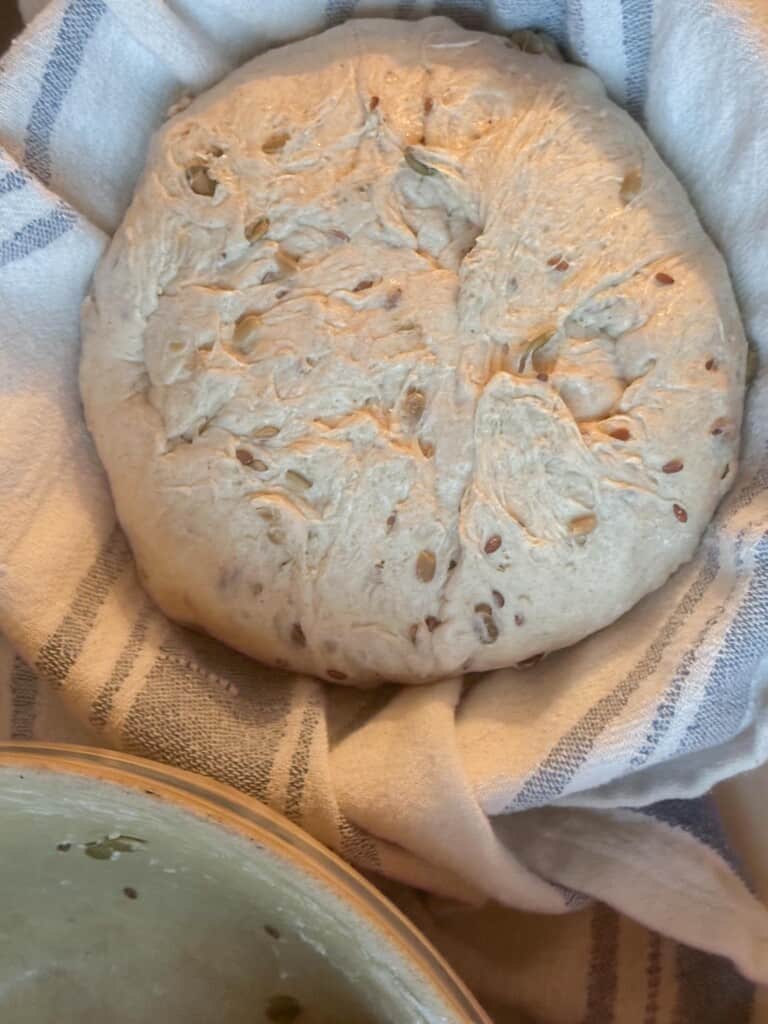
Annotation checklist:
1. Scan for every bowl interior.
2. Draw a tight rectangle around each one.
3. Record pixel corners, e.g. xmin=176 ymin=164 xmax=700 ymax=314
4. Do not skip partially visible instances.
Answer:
xmin=0 ymin=745 xmax=487 ymax=1024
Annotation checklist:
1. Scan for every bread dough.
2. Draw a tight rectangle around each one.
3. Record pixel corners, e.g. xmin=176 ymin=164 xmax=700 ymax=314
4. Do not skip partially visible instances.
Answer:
xmin=80 ymin=17 xmax=747 ymax=686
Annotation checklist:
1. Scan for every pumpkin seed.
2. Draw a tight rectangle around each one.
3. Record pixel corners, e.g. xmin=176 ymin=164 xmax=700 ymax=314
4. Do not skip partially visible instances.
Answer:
xmin=404 ymin=147 xmax=437 ymax=176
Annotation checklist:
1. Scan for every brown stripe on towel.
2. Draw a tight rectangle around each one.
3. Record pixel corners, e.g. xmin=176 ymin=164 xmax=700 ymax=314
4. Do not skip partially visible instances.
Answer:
xmin=10 ymin=656 xmax=37 ymax=739
xmin=35 ymin=527 xmax=131 ymax=689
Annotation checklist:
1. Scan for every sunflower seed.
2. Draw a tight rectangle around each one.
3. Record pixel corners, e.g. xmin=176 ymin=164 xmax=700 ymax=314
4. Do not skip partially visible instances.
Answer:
xmin=569 ymin=514 xmax=597 ymax=538
xmin=245 ymin=216 xmax=270 ymax=242
xmin=262 ymin=131 xmax=289 ymax=154
xmin=415 ymin=550 xmax=436 ymax=582
xmin=619 ymin=169 xmax=642 ymax=205
xmin=285 ymin=470 xmax=312 ymax=491
xmin=484 ymin=534 xmax=502 ymax=555
xmin=186 ymin=163 xmax=217 ymax=196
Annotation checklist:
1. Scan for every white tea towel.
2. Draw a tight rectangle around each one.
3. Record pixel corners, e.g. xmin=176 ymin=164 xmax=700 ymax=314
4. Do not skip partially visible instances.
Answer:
xmin=1 ymin=1 xmax=768 ymax=1021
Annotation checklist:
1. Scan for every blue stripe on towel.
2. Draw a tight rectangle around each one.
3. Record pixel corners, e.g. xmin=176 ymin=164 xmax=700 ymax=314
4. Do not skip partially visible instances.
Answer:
xmin=566 ymin=0 xmax=586 ymax=61
xmin=620 ymin=0 xmax=654 ymax=121
xmin=325 ymin=0 xmax=358 ymax=27
xmin=24 ymin=0 xmax=107 ymax=185
xmin=0 ymin=169 xmax=28 ymax=195
xmin=0 ymin=203 xmax=77 ymax=268
xmin=506 ymin=546 xmax=719 ymax=811
xmin=679 ymin=531 xmax=768 ymax=755
xmin=638 ymin=796 xmax=737 ymax=867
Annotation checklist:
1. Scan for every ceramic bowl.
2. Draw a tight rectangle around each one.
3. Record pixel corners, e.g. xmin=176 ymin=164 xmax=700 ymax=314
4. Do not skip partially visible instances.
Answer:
xmin=0 ymin=742 xmax=489 ymax=1024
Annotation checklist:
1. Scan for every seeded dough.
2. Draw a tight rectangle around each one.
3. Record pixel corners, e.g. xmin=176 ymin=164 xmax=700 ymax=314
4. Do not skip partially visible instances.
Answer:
xmin=80 ymin=17 xmax=746 ymax=686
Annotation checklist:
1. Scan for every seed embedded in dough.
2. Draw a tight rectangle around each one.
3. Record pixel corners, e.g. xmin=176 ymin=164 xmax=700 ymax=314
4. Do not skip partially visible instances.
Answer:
xmin=519 ymin=328 xmax=556 ymax=373
xmin=424 ymin=615 xmax=440 ymax=632
xmin=291 ymin=622 xmax=306 ymax=647
xmin=327 ymin=668 xmax=347 ymax=681
xmin=267 ymin=527 xmax=286 ymax=544
xmin=285 ymin=470 xmax=312 ymax=491
xmin=386 ymin=513 xmax=397 ymax=532
xmin=474 ymin=603 xmax=492 ymax=615
xmin=710 ymin=417 xmax=734 ymax=437
xmin=516 ymin=652 xmax=545 ymax=669
xmin=609 ymin=427 xmax=631 ymax=442
xmin=474 ymin=608 xmax=499 ymax=644
xmin=484 ymin=534 xmax=502 ymax=555
xmin=721 ymin=463 xmax=730 ymax=479
xmin=385 ymin=287 xmax=402 ymax=309
xmin=404 ymin=388 xmax=426 ymax=421
xmin=514 ymin=612 xmax=525 ymax=626
xmin=404 ymin=147 xmax=437 ymax=176
xmin=705 ymin=357 xmax=717 ymax=371
xmin=662 ymin=459 xmax=684 ymax=474
xmin=655 ymin=271 xmax=675 ymax=286
xmin=369 ymin=95 xmax=380 ymax=110
xmin=492 ymin=590 xmax=505 ymax=608
xmin=353 ymin=279 xmax=374 ymax=292
xmin=619 ymin=168 xmax=643 ymax=205
xmin=419 ymin=439 xmax=435 ymax=458
xmin=409 ymin=623 xmax=419 ymax=644
xmin=415 ymin=550 xmax=436 ymax=582
xmin=254 ymin=425 xmax=280 ymax=439
xmin=262 ymin=131 xmax=289 ymax=154
xmin=233 ymin=313 xmax=261 ymax=349
xmin=245 ymin=216 xmax=270 ymax=242
xmin=673 ymin=503 xmax=688 ymax=523
xmin=569 ymin=514 xmax=597 ymax=537
xmin=547 ymin=255 xmax=569 ymax=271
xmin=185 ymin=163 xmax=217 ymax=196
xmin=235 ymin=448 xmax=254 ymax=465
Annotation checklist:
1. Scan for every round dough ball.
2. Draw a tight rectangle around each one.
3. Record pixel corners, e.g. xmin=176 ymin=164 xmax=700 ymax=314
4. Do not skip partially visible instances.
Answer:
xmin=80 ymin=17 xmax=747 ymax=686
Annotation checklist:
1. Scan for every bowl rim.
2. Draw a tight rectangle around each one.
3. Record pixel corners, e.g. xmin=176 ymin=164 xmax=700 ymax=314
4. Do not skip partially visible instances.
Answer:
xmin=0 ymin=740 xmax=490 ymax=1024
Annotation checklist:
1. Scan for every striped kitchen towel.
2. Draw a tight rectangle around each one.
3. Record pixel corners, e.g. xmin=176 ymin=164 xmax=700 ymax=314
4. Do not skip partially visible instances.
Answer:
xmin=1 ymin=1 xmax=767 ymax=1021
